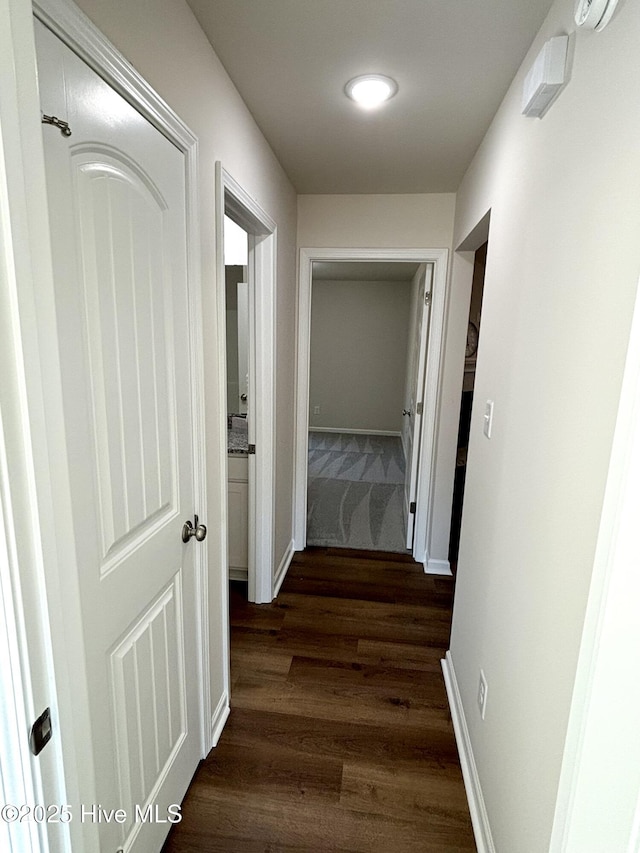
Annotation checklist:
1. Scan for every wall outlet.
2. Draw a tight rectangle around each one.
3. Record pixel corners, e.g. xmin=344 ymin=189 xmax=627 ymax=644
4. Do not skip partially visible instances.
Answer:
xmin=313 ymin=405 xmax=320 ymax=415
xmin=478 ymin=669 xmax=488 ymax=720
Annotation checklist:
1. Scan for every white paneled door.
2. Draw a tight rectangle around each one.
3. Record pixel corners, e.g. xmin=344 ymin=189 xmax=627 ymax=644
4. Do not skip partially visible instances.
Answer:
xmin=404 ymin=265 xmax=432 ymax=550
xmin=36 ymin=20 xmax=202 ymax=853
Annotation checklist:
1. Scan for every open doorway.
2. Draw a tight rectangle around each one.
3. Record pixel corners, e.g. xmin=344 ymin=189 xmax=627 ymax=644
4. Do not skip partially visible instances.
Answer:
xmin=215 ymin=164 xmax=276 ymax=605
xmin=449 ymin=242 xmax=487 ymax=568
xmin=223 ymin=216 xmax=250 ymax=582
xmin=306 ymin=260 xmax=420 ymax=553
xmin=294 ymin=247 xmax=450 ymax=573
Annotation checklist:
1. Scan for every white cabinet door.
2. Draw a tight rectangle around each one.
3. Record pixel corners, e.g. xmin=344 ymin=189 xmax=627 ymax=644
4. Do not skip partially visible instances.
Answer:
xmin=228 ymin=456 xmax=248 ymax=575
xmin=228 ymin=480 xmax=249 ymax=573
xmin=36 ymin=21 xmax=202 ymax=853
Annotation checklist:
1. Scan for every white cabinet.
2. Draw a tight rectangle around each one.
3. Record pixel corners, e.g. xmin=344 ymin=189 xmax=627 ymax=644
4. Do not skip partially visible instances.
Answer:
xmin=228 ymin=455 xmax=248 ymax=579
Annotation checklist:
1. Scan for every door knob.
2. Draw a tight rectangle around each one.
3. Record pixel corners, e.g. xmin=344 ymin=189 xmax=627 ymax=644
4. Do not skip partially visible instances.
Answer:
xmin=240 ymin=393 xmax=247 ymax=402
xmin=182 ymin=514 xmax=207 ymax=543
xmin=403 ymin=409 xmax=411 ymax=416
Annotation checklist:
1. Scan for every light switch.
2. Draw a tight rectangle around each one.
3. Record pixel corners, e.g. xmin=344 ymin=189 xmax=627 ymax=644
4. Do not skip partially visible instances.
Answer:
xmin=483 ymin=400 xmax=494 ymax=439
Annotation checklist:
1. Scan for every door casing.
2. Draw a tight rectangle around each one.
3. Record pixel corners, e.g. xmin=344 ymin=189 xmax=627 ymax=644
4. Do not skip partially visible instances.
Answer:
xmin=215 ymin=164 xmax=276 ymax=605
xmin=294 ymin=247 xmax=449 ymax=571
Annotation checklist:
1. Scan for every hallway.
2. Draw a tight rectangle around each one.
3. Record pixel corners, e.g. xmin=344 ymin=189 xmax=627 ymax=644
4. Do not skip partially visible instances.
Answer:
xmin=162 ymin=548 xmax=475 ymax=852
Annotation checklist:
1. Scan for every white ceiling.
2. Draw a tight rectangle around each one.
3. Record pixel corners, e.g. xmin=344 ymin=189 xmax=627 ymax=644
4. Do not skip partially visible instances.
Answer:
xmin=185 ymin=0 xmax=554 ymax=194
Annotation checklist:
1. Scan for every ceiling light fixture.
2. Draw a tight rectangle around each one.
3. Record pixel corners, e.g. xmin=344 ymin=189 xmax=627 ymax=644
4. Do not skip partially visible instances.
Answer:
xmin=345 ymin=74 xmax=398 ymax=109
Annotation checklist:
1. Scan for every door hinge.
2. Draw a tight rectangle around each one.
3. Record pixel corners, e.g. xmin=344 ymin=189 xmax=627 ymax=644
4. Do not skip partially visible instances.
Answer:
xmin=42 ymin=114 xmax=72 ymax=137
xmin=30 ymin=707 xmax=52 ymax=756
xmin=424 ymin=291 xmax=432 ymax=306
xmin=416 ymin=402 xmax=423 ymax=416
xmin=248 ymin=444 xmax=256 ymax=455
xmin=409 ymin=501 xmax=416 ymax=514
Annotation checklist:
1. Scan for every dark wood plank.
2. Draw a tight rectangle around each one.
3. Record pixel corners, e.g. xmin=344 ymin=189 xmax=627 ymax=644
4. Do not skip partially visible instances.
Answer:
xmin=219 ymin=707 xmax=465 ymax=771
xmin=162 ymin=548 xmax=476 ymax=852
xmin=356 ymin=638 xmax=448 ymax=673
xmin=277 ymin=592 xmax=453 ymax=646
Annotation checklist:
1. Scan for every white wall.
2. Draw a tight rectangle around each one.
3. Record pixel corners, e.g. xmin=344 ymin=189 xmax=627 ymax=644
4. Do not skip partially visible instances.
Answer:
xmin=445 ymin=1 xmax=640 ymax=849
xmin=309 ymin=278 xmax=411 ymax=433
xmin=298 ymin=193 xmax=455 ymax=248
xmin=71 ymin=0 xmax=298 ymax=729
xmin=297 ymin=193 xmax=457 ymax=563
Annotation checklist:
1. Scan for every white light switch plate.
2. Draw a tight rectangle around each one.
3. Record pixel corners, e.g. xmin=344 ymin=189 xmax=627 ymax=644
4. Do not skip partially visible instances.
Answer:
xmin=483 ymin=400 xmax=494 ymax=439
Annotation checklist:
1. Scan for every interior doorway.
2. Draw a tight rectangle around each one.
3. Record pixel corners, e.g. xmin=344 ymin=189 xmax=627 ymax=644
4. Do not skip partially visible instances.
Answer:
xmin=215 ymin=165 xmax=276 ymax=604
xmin=223 ymin=216 xmax=250 ymax=582
xmin=294 ymin=247 xmax=450 ymax=572
xmin=306 ymin=260 xmax=421 ymax=553
xmin=449 ymin=242 xmax=487 ymax=568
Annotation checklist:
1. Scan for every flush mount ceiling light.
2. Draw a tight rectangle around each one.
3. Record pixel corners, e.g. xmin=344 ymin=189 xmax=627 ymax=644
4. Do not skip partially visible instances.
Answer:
xmin=344 ymin=74 xmax=398 ymax=109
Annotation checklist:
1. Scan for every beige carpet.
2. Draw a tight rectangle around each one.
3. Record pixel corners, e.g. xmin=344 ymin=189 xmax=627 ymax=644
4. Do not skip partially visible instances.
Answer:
xmin=306 ymin=432 xmax=409 ymax=553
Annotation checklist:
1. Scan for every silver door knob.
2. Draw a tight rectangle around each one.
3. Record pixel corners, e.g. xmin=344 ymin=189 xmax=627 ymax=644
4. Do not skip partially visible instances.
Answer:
xmin=240 ymin=393 xmax=247 ymax=402
xmin=182 ymin=514 xmax=207 ymax=543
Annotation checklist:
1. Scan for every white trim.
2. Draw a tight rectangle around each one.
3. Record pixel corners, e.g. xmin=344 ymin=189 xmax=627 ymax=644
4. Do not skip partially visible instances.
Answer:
xmin=273 ymin=539 xmax=295 ymax=598
xmin=0 ymin=423 xmax=48 ymax=853
xmin=0 ymin=1 xmax=87 ymax=849
xmin=425 ymin=557 xmax=452 ymax=576
xmin=33 ymin=0 xmax=191 ymax=146
xmin=309 ymin=427 xmax=402 ymax=437
xmin=30 ymin=0 xmax=210 ymax=826
xmin=549 ymin=273 xmax=640 ymax=851
xmin=441 ymin=652 xmax=496 ymax=853
xmin=294 ymin=247 xmax=449 ymax=560
xmin=216 ymin=164 xmax=277 ymax=605
xmin=210 ymin=692 xmax=230 ymax=749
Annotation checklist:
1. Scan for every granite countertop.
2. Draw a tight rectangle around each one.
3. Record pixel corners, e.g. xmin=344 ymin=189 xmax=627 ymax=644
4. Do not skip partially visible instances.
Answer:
xmin=228 ymin=413 xmax=248 ymax=455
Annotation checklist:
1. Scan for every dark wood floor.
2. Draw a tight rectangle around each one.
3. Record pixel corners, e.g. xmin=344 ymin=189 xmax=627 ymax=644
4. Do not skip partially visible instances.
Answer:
xmin=162 ymin=547 xmax=476 ymax=852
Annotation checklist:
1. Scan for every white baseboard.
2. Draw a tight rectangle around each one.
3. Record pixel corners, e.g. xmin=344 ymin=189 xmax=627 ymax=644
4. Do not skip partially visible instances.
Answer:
xmin=441 ymin=651 xmax=495 ymax=853
xmin=424 ymin=557 xmax=452 ymax=576
xmin=309 ymin=427 xmax=401 ymax=437
xmin=210 ymin=690 xmax=230 ymax=749
xmin=229 ymin=566 xmax=248 ymax=582
xmin=273 ymin=538 xmax=295 ymax=597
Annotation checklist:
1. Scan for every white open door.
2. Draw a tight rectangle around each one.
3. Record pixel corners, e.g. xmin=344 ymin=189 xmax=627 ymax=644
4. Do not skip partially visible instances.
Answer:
xmin=36 ymin=20 xmax=204 ymax=852
xmin=404 ymin=265 xmax=433 ymax=550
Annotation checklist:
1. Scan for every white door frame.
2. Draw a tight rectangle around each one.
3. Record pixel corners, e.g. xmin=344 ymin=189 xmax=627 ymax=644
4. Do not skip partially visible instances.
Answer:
xmin=294 ymin=247 xmax=449 ymax=569
xmin=4 ymin=2 xmax=210 ymax=850
xmin=0 ymin=5 xmax=71 ymax=848
xmin=215 ymin=164 xmax=276 ymax=604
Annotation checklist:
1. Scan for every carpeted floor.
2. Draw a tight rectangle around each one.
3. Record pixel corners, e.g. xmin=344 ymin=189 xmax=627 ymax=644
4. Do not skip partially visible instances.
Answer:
xmin=306 ymin=431 xmax=409 ymax=553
